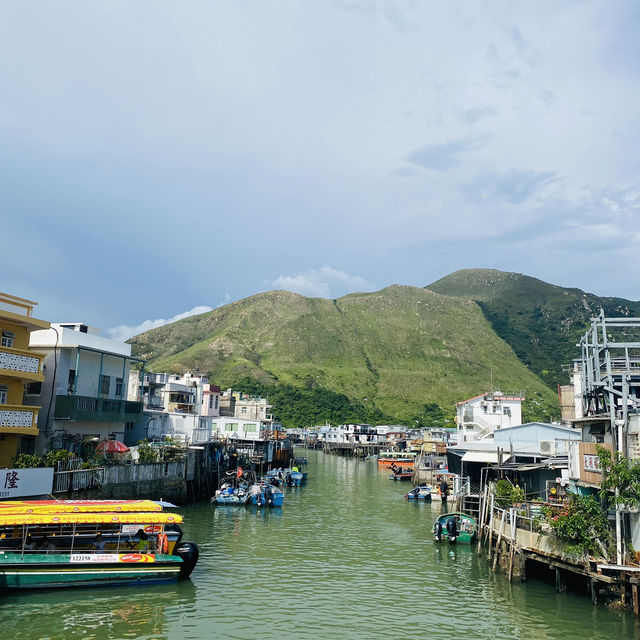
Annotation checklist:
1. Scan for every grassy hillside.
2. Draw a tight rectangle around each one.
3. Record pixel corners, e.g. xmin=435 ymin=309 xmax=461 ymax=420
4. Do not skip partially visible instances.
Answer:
xmin=130 ymin=285 xmax=558 ymax=426
xmin=427 ymin=269 xmax=640 ymax=388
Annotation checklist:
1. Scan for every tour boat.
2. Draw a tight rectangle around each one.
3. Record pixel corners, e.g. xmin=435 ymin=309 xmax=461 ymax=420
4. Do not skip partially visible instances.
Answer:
xmin=377 ymin=451 xmax=417 ymax=470
xmin=405 ymin=485 xmax=433 ymax=500
xmin=433 ymin=512 xmax=477 ymax=544
xmin=0 ymin=499 xmax=199 ymax=590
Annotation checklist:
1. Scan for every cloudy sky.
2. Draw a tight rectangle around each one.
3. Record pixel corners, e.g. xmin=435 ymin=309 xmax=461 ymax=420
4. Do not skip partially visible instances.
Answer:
xmin=2 ymin=1 xmax=639 ymax=340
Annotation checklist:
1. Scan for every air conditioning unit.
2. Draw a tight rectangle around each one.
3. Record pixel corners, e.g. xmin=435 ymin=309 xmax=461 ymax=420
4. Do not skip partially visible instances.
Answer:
xmin=539 ymin=440 xmax=555 ymax=456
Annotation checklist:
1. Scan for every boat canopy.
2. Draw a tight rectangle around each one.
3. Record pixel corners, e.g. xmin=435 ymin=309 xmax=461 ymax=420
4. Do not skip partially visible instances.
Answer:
xmin=0 ymin=511 xmax=183 ymax=526
xmin=0 ymin=500 xmax=163 ymax=515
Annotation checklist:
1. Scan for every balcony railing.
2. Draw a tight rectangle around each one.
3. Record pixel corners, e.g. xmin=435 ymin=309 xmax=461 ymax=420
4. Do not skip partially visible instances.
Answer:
xmin=0 ymin=404 xmax=38 ymax=430
xmin=54 ymin=395 xmax=143 ymax=423
xmin=0 ymin=346 xmax=44 ymax=382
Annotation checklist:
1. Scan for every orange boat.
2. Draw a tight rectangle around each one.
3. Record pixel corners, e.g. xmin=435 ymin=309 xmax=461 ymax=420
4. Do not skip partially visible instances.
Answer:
xmin=377 ymin=451 xmax=416 ymax=470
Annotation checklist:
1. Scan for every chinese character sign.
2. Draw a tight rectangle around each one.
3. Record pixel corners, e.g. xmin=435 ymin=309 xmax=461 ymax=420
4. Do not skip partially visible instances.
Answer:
xmin=583 ymin=454 xmax=602 ymax=473
xmin=0 ymin=468 xmax=53 ymax=499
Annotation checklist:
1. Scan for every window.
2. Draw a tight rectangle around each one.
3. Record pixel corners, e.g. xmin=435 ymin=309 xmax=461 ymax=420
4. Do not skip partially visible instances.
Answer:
xmin=115 ymin=377 xmax=123 ymax=398
xmin=241 ymin=406 xmax=247 ymax=415
xmin=100 ymin=375 xmax=110 ymax=396
xmin=214 ymin=395 xmax=219 ymax=409
xmin=503 ymin=407 xmax=511 ymax=416
xmin=209 ymin=394 xmax=214 ymax=410
xmin=0 ymin=385 xmax=7 ymax=404
xmin=225 ymin=423 xmax=237 ymax=432
xmin=1 ymin=330 xmax=14 ymax=348
xmin=25 ymin=382 xmax=42 ymax=395
xmin=67 ymin=369 xmax=76 ymax=393
xmin=245 ymin=424 xmax=257 ymax=432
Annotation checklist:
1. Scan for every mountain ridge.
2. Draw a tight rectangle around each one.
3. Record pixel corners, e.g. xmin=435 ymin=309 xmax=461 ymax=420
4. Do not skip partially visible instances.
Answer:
xmin=129 ymin=282 xmax=558 ymax=426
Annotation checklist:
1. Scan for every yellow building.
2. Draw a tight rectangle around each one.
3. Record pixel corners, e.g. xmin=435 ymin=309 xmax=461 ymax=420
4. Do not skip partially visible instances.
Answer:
xmin=0 ymin=292 xmax=50 ymax=466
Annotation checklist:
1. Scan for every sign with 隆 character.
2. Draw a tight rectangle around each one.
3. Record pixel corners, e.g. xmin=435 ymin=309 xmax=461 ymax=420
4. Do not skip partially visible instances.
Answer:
xmin=0 ymin=467 xmax=54 ymax=499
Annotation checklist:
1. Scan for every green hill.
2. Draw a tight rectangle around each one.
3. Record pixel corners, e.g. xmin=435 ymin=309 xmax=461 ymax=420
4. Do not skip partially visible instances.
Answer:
xmin=427 ymin=268 xmax=640 ymax=388
xmin=130 ymin=285 xmax=558 ymax=427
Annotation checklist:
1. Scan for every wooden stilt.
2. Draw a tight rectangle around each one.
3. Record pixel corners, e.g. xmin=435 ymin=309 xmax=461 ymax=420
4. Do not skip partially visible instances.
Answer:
xmin=488 ymin=529 xmax=493 ymax=560
xmin=508 ymin=543 xmax=515 ymax=582
xmin=493 ymin=510 xmax=506 ymax=572
xmin=591 ymin=578 xmax=598 ymax=606
xmin=555 ymin=568 xmax=562 ymax=593
xmin=632 ymin=583 xmax=638 ymax=616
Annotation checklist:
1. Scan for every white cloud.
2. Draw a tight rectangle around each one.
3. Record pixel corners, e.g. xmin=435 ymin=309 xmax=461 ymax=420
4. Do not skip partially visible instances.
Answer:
xmin=107 ymin=305 xmax=213 ymax=342
xmin=272 ymin=266 xmax=376 ymax=298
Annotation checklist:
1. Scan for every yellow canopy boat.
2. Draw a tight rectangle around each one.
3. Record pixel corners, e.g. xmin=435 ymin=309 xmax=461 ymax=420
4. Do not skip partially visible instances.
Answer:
xmin=0 ymin=500 xmax=163 ymax=515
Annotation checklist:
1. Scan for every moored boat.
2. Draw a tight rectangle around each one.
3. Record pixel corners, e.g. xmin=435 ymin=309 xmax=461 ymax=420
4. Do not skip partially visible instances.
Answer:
xmin=248 ymin=483 xmax=284 ymax=507
xmin=211 ymin=483 xmax=250 ymax=506
xmin=377 ymin=451 xmax=417 ymax=470
xmin=405 ymin=485 xmax=433 ymax=500
xmin=389 ymin=464 xmax=413 ymax=481
xmin=433 ymin=512 xmax=476 ymax=544
xmin=0 ymin=499 xmax=199 ymax=590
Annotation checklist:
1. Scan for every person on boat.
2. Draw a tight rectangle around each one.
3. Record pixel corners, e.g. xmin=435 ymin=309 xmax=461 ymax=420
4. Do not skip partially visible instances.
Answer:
xmin=439 ymin=479 xmax=449 ymax=502
xmin=39 ymin=537 xmax=56 ymax=553
xmin=135 ymin=529 xmax=149 ymax=551
xmin=93 ymin=533 xmax=107 ymax=551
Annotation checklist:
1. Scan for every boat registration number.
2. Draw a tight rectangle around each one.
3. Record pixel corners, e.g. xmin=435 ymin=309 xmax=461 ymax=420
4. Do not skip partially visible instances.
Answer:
xmin=69 ymin=554 xmax=156 ymax=564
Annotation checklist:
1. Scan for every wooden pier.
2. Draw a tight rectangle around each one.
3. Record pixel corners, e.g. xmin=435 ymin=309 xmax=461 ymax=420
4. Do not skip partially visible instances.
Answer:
xmin=321 ymin=442 xmax=385 ymax=457
xmin=464 ymin=485 xmax=625 ymax=607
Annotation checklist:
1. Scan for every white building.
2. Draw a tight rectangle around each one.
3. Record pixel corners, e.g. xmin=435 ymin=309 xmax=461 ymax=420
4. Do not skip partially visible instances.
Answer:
xmin=130 ymin=371 xmax=222 ymax=445
xmin=455 ymin=390 xmax=524 ymax=444
xmin=27 ymin=323 xmax=144 ymax=452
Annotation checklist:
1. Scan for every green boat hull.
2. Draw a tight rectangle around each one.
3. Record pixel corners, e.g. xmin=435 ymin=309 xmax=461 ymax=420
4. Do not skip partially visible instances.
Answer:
xmin=0 ymin=553 xmax=183 ymax=590
xmin=433 ymin=512 xmax=477 ymax=544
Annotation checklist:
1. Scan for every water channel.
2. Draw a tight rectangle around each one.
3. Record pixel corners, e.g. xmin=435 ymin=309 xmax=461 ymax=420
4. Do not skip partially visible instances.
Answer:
xmin=1 ymin=450 xmax=638 ymax=639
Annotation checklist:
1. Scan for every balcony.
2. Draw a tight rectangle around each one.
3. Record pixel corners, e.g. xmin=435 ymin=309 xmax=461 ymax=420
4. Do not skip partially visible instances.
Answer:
xmin=54 ymin=395 xmax=143 ymax=423
xmin=0 ymin=404 xmax=39 ymax=434
xmin=0 ymin=346 xmax=45 ymax=382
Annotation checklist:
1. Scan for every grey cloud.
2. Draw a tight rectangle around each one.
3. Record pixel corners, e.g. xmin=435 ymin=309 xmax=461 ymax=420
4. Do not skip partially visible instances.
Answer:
xmin=406 ymin=137 xmax=482 ymax=172
xmin=461 ymin=168 xmax=558 ymax=205
xmin=390 ymin=167 xmax=420 ymax=179
xmin=457 ymin=106 xmax=499 ymax=125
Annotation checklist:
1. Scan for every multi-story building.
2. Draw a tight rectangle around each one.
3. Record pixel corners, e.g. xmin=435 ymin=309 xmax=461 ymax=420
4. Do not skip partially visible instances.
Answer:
xmin=219 ymin=389 xmax=273 ymax=424
xmin=130 ymin=371 xmax=221 ymax=445
xmin=27 ymin=323 xmax=144 ymax=452
xmin=0 ymin=292 xmax=50 ymax=465
xmin=455 ymin=389 xmax=524 ymax=444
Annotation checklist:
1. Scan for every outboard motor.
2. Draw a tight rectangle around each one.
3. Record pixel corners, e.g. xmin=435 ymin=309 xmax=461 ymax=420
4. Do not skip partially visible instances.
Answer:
xmin=446 ymin=517 xmax=457 ymax=544
xmin=434 ymin=521 xmax=443 ymax=542
xmin=174 ymin=541 xmax=200 ymax=580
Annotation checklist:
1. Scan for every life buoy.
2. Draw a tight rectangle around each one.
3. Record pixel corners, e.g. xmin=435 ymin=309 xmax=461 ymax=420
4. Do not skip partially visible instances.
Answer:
xmin=157 ymin=533 xmax=168 ymax=555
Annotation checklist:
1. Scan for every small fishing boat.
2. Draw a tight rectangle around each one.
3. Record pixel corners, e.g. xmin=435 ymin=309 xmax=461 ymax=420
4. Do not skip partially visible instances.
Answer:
xmin=248 ymin=483 xmax=284 ymax=507
xmin=283 ymin=468 xmax=304 ymax=486
xmin=211 ymin=483 xmax=250 ymax=506
xmin=0 ymin=499 xmax=199 ymax=590
xmin=389 ymin=464 xmax=413 ymax=481
xmin=405 ymin=485 xmax=433 ymax=501
xmin=433 ymin=512 xmax=476 ymax=544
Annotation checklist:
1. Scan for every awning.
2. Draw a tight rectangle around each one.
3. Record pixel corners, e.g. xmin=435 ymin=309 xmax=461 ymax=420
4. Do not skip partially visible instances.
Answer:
xmin=461 ymin=451 xmax=500 ymax=464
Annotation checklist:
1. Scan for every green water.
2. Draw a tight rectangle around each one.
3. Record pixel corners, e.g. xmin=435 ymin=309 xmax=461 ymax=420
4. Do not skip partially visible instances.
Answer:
xmin=1 ymin=450 xmax=638 ymax=639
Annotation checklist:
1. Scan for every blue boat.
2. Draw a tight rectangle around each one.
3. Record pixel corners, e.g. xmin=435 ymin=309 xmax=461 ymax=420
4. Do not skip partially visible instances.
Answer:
xmin=405 ymin=485 xmax=433 ymax=501
xmin=211 ymin=483 xmax=250 ymax=506
xmin=248 ymin=483 xmax=285 ymax=507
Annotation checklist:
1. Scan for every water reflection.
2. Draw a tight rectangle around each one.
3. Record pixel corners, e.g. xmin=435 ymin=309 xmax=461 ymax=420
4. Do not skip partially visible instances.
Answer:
xmin=1 ymin=581 xmax=196 ymax=639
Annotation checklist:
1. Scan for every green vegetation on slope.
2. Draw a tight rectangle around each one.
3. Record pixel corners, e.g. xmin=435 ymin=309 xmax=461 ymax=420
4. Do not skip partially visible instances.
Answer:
xmin=427 ymin=269 xmax=640 ymax=389
xmin=130 ymin=285 xmax=559 ymax=425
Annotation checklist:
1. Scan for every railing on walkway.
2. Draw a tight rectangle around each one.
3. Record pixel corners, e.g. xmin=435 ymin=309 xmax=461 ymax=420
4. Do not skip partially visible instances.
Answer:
xmin=53 ymin=467 xmax=104 ymax=493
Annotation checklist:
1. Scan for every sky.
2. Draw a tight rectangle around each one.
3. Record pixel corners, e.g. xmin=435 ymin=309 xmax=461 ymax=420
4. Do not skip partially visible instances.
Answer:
xmin=2 ymin=1 xmax=640 ymax=341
